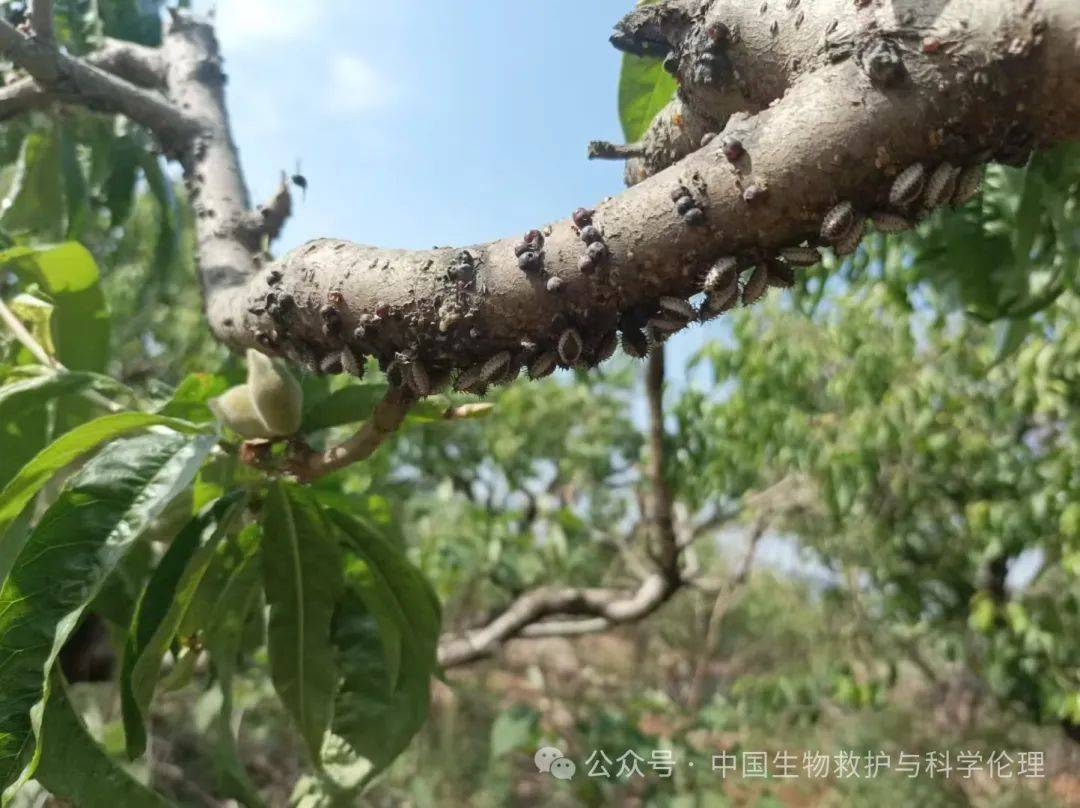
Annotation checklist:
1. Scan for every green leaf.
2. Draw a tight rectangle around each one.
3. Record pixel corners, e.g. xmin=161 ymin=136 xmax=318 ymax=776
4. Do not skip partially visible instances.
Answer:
xmin=261 ymin=482 xmax=344 ymax=761
xmin=322 ymin=510 xmax=441 ymax=784
xmin=0 ymin=130 xmax=65 ymax=241
xmin=1 ymin=243 xmax=110 ymax=372
xmin=0 ymin=431 xmax=216 ymax=799
xmin=34 ymin=673 xmax=172 ymax=808
xmin=301 ymin=383 xmax=389 ymax=433
xmin=0 ymin=412 xmax=206 ymax=587
xmin=618 ymin=53 xmax=677 ymax=143
xmin=0 ymin=370 xmax=99 ymax=424
xmin=120 ymin=491 xmax=246 ymax=759
xmin=201 ymin=525 xmax=267 ymax=808
xmin=159 ymin=373 xmax=229 ymax=423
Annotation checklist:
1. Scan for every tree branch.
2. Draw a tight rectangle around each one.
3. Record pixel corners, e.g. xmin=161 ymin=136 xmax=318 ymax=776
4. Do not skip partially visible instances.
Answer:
xmin=0 ymin=38 xmax=167 ymax=122
xmin=0 ymin=18 xmax=198 ymax=144
xmin=285 ymin=386 xmax=415 ymax=481
xmin=28 ymin=0 xmax=53 ymax=45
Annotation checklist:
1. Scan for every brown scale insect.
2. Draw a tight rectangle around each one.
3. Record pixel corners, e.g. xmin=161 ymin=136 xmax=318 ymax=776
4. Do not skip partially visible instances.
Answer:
xmin=952 ymin=165 xmax=983 ymax=205
xmin=558 ymin=328 xmax=583 ymax=365
xmin=528 ymin=351 xmax=558 ymax=380
xmin=407 ymin=362 xmax=431 ymax=397
xmin=742 ymin=265 xmax=770 ymax=305
xmin=572 ymin=208 xmax=594 ymax=228
xmin=703 ymin=258 xmax=739 ymax=293
xmin=889 ymin=163 xmax=926 ymax=208
xmin=621 ymin=327 xmax=649 ymax=359
xmin=821 ymin=201 xmax=855 ymax=242
xmin=834 ymin=214 xmax=866 ymax=256
xmin=595 ymin=331 xmax=618 ymax=364
xmin=480 ymin=351 xmax=512 ymax=382
xmin=319 ymin=353 xmax=343 ymax=375
xmin=454 ymin=362 xmax=488 ymax=394
xmin=701 ymin=284 xmax=740 ymax=318
xmin=779 ymin=246 xmax=821 ymax=267
xmin=659 ymin=296 xmax=696 ymax=322
xmin=767 ymin=261 xmax=796 ymax=289
xmin=341 ymin=347 xmax=364 ymax=378
xmin=648 ymin=316 xmax=685 ymax=334
xmin=924 ymin=163 xmax=959 ymax=209
xmin=872 ymin=211 xmax=913 ymax=232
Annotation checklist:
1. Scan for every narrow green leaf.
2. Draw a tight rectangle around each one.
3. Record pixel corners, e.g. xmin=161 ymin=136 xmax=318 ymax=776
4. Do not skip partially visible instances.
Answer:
xmin=0 ymin=413 xmax=206 ymax=585
xmin=261 ymin=482 xmax=344 ymax=760
xmin=0 ymin=130 xmax=65 ymax=241
xmin=0 ymin=431 xmax=216 ymax=799
xmin=34 ymin=673 xmax=172 ymax=808
xmin=120 ymin=491 xmax=246 ymax=759
xmin=159 ymin=373 xmax=229 ymax=423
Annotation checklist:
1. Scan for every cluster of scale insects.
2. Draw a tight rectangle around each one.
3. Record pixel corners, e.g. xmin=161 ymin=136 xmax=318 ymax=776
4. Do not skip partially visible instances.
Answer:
xmin=258 ymin=158 xmax=982 ymax=400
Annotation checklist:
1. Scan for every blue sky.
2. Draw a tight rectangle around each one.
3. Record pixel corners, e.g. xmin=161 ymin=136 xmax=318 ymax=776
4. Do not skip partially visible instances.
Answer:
xmin=196 ymin=0 xmax=721 ymax=369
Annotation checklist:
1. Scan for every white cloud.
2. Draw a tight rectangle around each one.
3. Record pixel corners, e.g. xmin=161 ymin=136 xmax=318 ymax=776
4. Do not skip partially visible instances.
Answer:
xmin=205 ymin=0 xmax=334 ymax=51
xmin=322 ymin=53 xmax=397 ymax=115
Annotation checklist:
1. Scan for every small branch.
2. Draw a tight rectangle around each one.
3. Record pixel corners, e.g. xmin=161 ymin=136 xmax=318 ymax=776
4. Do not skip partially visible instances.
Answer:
xmin=645 ymin=347 xmax=680 ymax=580
xmin=587 ymin=140 xmax=644 ymax=161
xmin=0 ymin=18 xmax=199 ymax=145
xmin=285 ymin=386 xmax=416 ymax=481
xmin=0 ymin=295 xmax=57 ymax=367
xmin=438 ymin=573 xmax=677 ymax=668
xmin=29 ymin=0 xmax=53 ymax=45
xmin=684 ymin=523 xmax=763 ymax=709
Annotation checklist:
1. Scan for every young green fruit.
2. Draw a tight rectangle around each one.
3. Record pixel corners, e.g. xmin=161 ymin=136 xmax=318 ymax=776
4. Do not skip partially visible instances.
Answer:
xmin=246 ymin=348 xmax=303 ymax=436
xmin=208 ymin=385 xmax=277 ymax=439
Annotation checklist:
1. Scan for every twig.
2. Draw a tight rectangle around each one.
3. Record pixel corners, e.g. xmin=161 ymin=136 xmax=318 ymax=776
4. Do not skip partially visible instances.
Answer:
xmin=286 ymin=386 xmax=416 ymax=480
xmin=0 ymin=295 xmax=57 ymax=367
xmin=684 ymin=523 xmax=764 ymax=709
xmin=587 ymin=140 xmax=645 ymax=160
xmin=29 ymin=0 xmax=54 ymax=45
xmin=645 ymin=348 xmax=680 ymax=580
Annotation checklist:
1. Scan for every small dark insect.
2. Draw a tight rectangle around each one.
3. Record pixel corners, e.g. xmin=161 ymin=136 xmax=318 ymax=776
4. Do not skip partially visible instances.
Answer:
xmin=290 ymin=159 xmax=307 ymax=199
xmin=742 ymin=265 xmax=769 ymax=304
xmin=621 ymin=327 xmax=649 ymax=359
xmin=834 ymin=214 xmax=866 ymax=256
xmin=587 ymin=241 xmax=608 ymax=262
xmin=821 ymin=201 xmax=855 ymax=242
xmin=704 ymin=257 xmax=739 ymax=293
xmin=952 ymin=165 xmax=983 ymax=205
xmin=407 ymin=362 xmax=431 ymax=397
xmin=578 ymin=254 xmax=596 ymax=274
xmin=517 ymin=251 xmax=543 ymax=272
xmin=683 ymin=207 xmax=706 ymax=226
xmin=659 ymin=296 xmax=696 ymax=322
xmin=779 ymin=246 xmax=820 ymax=267
xmin=529 ymin=351 xmax=558 ymax=380
xmin=766 ymin=261 xmax=796 ymax=288
xmin=558 ymin=328 xmax=583 ymax=365
xmin=743 ymin=183 xmax=768 ymax=203
xmin=670 ymin=185 xmax=691 ymax=203
xmin=546 ymin=276 xmax=565 ymax=294
xmin=889 ymin=163 xmax=926 ymax=207
xmin=265 ymin=270 xmax=283 ymax=286
xmin=572 ymin=207 xmax=594 ymax=228
xmin=924 ymin=163 xmax=959 ymax=209
xmin=482 ymin=351 xmax=513 ymax=382
xmin=662 ymin=51 xmax=680 ymax=76
xmin=721 ymin=137 xmax=745 ymax=163
xmin=871 ymin=212 xmax=913 ymax=232
xmin=595 ymin=331 xmax=618 ymax=363
xmin=320 ymin=353 xmax=344 ymax=375
xmin=327 ymin=291 xmax=345 ymax=307
xmin=523 ymin=229 xmax=545 ymax=249
xmin=341 ymin=347 xmax=364 ymax=378
xmin=579 ymin=225 xmax=602 ymax=244
xmin=675 ymin=195 xmax=697 ymax=215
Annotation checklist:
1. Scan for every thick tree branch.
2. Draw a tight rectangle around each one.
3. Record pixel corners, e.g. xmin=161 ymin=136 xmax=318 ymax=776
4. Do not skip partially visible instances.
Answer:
xmin=0 ymin=19 xmax=197 ymax=144
xmin=191 ymin=0 xmax=1080 ymax=394
xmin=0 ymin=38 xmax=167 ymax=122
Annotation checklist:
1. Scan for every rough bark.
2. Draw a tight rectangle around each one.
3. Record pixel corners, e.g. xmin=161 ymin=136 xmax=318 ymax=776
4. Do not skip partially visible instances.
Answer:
xmin=171 ymin=0 xmax=1080 ymax=392
xmin=1 ymin=0 xmax=1079 ymax=433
